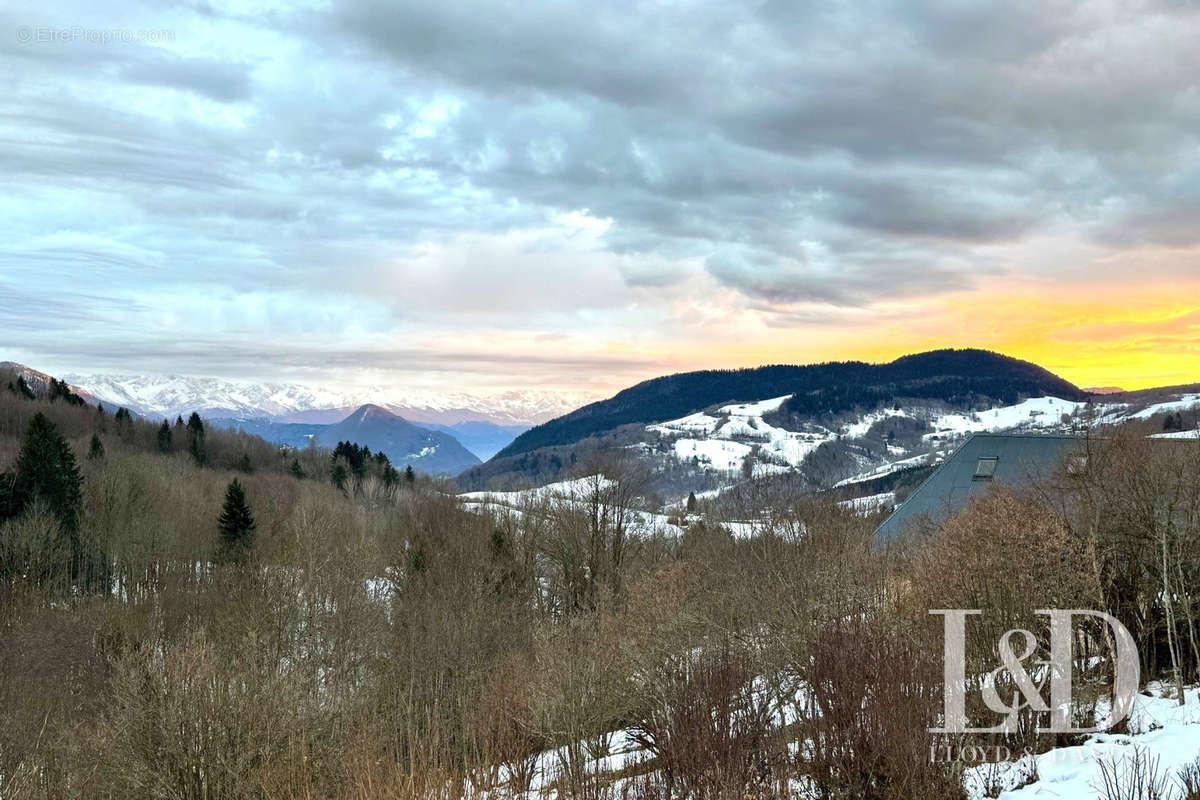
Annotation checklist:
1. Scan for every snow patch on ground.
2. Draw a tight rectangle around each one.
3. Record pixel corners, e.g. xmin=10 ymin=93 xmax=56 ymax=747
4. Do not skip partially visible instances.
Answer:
xmin=834 ymin=452 xmax=942 ymax=487
xmin=1127 ymin=394 xmax=1200 ymax=421
xmin=926 ymin=397 xmax=1090 ymax=438
xmin=460 ymin=476 xmax=691 ymax=537
xmin=837 ymin=492 xmax=895 ymax=513
xmin=650 ymin=394 xmax=844 ymax=473
xmin=965 ymin=684 xmax=1200 ymax=799
xmin=1150 ymin=429 xmax=1200 ymax=439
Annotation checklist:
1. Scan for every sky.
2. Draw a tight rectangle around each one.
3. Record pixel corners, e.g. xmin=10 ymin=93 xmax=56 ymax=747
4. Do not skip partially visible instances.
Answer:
xmin=2 ymin=0 xmax=1199 ymax=398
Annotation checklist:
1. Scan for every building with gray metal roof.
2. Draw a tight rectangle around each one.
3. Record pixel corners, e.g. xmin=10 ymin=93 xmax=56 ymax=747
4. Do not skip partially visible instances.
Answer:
xmin=874 ymin=433 xmax=1084 ymax=539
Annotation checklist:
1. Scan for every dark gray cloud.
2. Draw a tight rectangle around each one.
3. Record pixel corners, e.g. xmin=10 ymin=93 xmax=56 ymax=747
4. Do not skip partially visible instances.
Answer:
xmin=2 ymin=0 xmax=1198 ymax=383
xmin=117 ymin=53 xmax=252 ymax=101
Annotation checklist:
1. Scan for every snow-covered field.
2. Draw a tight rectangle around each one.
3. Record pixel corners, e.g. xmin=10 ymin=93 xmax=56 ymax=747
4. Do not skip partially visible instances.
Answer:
xmin=837 ymin=491 xmax=895 ymax=513
xmin=649 ymin=395 xmax=832 ymax=472
xmin=965 ymin=684 xmax=1200 ymax=799
xmin=460 ymin=477 xmax=767 ymax=539
xmin=460 ymin=477 xmax=684 ymax=537
xmin=925 ymin=396 xmax=1091 ymax=438
xmin=834 ymin=450 xmax=948 ymax=487
xmin=455 ymin=669 xmax=1200 ymax=800
xmin=1151 ymin=429 xmax=1200 ymax=440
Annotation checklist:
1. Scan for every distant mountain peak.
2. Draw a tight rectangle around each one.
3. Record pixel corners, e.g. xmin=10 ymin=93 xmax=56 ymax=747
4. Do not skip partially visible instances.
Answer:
xmin=347 ymin=403 xmax=393 ymax=422
xmin=319 ymin=401 xmax=480 ymax=475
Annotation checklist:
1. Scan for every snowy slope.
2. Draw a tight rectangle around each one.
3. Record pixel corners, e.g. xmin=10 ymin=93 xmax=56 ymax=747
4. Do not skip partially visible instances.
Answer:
xmin=648 ymin=395 xmax=849 ymax=474
xmin=460 ymin=476 xmax=684 ymax=537
xmin=925 ymin=396 xmax=1091 ymax=437
xmin=643 ymin=389 xmax=1199 ymax=499
xmin=1151 ymin=429 xmax=1200 ymax=439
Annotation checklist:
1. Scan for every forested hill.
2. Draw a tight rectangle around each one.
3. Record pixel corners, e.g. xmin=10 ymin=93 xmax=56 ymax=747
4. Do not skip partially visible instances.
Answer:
xmin=495 ymin=349 xmax=1086 ymax=459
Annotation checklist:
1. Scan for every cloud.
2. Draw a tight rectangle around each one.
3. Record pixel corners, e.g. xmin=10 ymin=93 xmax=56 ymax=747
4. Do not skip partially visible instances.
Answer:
xmin=2 ymin=0 xmax=1200 ymax=390
xmin=117 ymin=53 xmax=252 ymax=101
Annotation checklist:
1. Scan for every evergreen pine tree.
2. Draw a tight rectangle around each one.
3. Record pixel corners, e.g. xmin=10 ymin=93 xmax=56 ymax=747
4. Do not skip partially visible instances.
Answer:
xmin=331 ymin=463 xmax=348 ymax=493
xmin=11 ymin=413 xmax=82 ymax=533
xmin=686 ymin=491 xmax=697 ymax=512
xmin=289 ymin=459 xmax=305 ymax=479
xmin=0 ymin=471 xmax=15 ymax=521
xmin=405 ymin=465 xmax=415 ymax=484
xmin=216 ymin=478 xmax=256 ymax=565
xmin=48 ymin=378 xmax=84 ymax=406
xmin=113 ymin=406 xmax=134 ymax=442
xmin=88 ymin=434 xmax=105 ymax=460
xmin=186 ymin=412 xmax=207 ymax=465
xmin=16 ymin=376 xmax=36 ymax=400
xmin=7 ymin=413 xmax=87 ymax=583
xmin=157 ymin=420 xmax=173 ymax=452
xmin=235 ymin=453 xmax=253 ymax=474
xmin=382 ymin=464 xmax=400 ymax=487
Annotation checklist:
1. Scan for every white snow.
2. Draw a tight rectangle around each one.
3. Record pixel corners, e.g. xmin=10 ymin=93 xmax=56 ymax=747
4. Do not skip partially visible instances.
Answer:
xmin=649 ymin=394 xmax=1108 ymax=500
xmin=834 ymin=452 xmax=943 ymax=487
xmin=460 ymin=476 xmax=618 ymax=506
xmin=460 ymin=476 xmax=681 ymax=536
xmin=650 ymin=394 xmax=839 ymax=472
xmin=966 ymin=684 xmax=1200 ymax=800
xmin=837 ymin=492 xmax=895 ymax=513
xmin=671 ymin=437 xmax=753 ymax=470
xmin=1150 ymin=430 xmax=1200 ymax=439
xmin=842 ymin=407 xmax=911 ymax=439
xmin=718 ymin=396 xmax=791 ymax=416
xmin=459 ymin=476 xmax=773 ymax=540
xmin=926 ymin=396 xmax=1089 ymax=438
xmin=62 ymin=372 xmax=592 ymax=426
xmin=1127 ymin=394 xmax=1200 ymax=421
xmin=477 ymin=679 xmax=1200 ymax=800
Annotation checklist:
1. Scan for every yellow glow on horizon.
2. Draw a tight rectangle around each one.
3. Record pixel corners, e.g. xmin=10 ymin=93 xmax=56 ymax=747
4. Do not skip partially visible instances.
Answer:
xmin=643 ymin=279 xmax=1200 ymax=393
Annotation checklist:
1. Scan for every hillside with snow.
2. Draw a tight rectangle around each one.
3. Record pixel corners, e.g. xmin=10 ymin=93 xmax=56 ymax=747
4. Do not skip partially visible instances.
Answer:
xmin=462 ymin=349 xmax=1103 ymax=493
xmin=641 ymin=391 xmax=1197 ymax=500
xmin=465 ymin=378 xmax=1199 ymax=503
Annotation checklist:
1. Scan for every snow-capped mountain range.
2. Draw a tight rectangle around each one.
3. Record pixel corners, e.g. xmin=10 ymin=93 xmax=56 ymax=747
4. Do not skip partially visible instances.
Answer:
xmin=62 ymin=373 xmax=594 ymax=426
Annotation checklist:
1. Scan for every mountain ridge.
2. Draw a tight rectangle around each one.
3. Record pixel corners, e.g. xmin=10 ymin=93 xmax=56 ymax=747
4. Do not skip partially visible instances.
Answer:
xmin=495 ymin=348 xmax=1086 ymax=460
